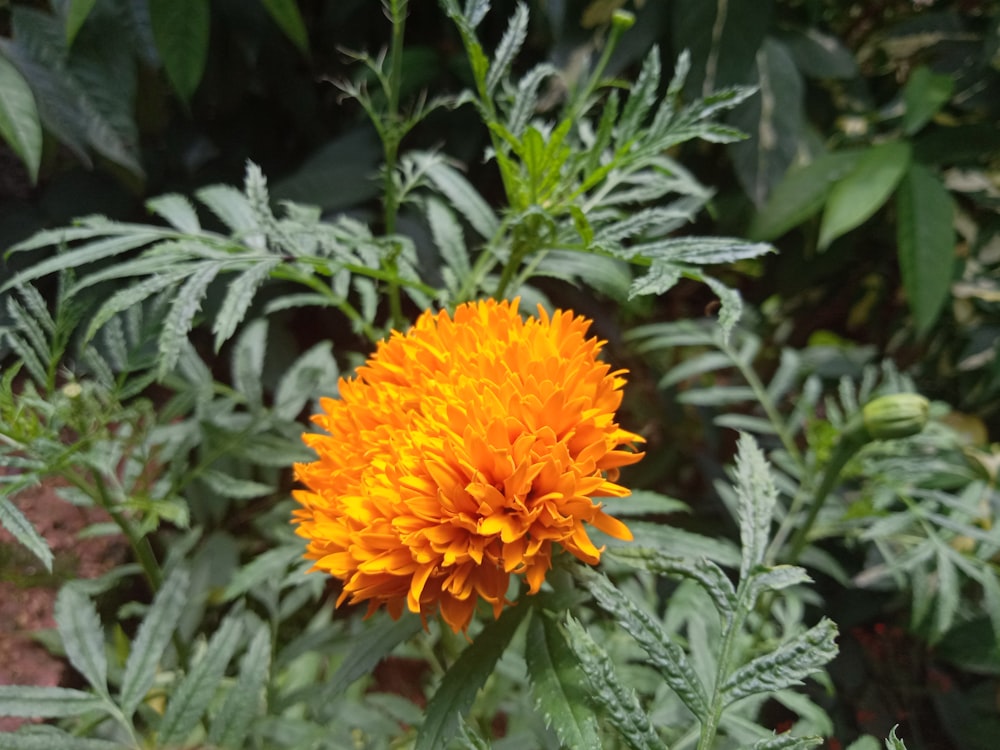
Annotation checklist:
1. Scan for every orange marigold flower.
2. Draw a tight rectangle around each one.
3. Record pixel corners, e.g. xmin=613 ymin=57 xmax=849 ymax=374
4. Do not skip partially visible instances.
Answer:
xmin=292 ymin=298 xmax=644 ymax=632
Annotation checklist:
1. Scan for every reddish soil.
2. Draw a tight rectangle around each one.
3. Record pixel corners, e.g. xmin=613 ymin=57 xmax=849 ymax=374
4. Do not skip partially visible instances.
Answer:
xmin=0 ymin=479 xmax=127 ymax=731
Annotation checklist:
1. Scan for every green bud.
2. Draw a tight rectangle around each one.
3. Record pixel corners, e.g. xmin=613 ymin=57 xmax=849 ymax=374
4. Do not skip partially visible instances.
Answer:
xmin=862 ymin=393 xmax=930 ymax=441
xmin=611 ymin=10 xmax=635 ymax=32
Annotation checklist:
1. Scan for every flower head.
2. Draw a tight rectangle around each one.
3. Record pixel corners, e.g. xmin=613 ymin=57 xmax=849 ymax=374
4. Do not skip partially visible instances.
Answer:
xmin=293 ymin=298 xmax=643 ymax=632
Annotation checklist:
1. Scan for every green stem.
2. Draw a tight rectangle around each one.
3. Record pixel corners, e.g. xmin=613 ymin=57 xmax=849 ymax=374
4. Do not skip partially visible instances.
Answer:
xmin=785 ymin=417 xmax=868 ymax=564
xmin=697 ymin=594 xmax=751 ymax=750
xmin=88 ymin=472 xmax=163 ymax=592
xmin=381 ymin=0 xmax=407 ymax=330
xmin=723 ymin=339 xmax=804 ymax=469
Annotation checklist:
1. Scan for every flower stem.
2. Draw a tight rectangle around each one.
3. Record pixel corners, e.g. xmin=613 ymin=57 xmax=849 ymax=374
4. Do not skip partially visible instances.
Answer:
xmin=785 ymin=415 xmax=868 ymax=564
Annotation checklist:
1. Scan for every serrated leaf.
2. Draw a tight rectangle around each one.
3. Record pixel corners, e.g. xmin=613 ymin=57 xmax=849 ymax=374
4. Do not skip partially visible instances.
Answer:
xmin=701 ymin=273 xmax=743 ymax=338
xmin=415 ymin=604 xmax=530 ymax=750
xmin=722 ymin=618 xmax=838 ymax=704
xmin=260 ymin=0 xmax=309 ymax=53
xmin=607 ymin=548 xmax=737 ymax=619
xmin=714 ymin=414 xmax=778 ymax=435
xmin=661 ymin=351 xmax=734 ymax=388
xmin=197 ymin=470 xmax=274 ymax=500
xmin=619 ymin=47 xmax=661 ymax=137
xmin=752 ymin=734 xmax=824 ymax=750
xmin=0 ymin=497 xmax=53 ymax=571
xmin=598 ymin=490 xmax=689 ymax=518
xmin=83 ymin=269 xmax=191 ymax=344
xmin=896 ymin=162 xmax=955 ymax=334
xmin=196 ymin=184 xmax=259 ymax=235
xmin=158 ymin=615 xmax=244 ymax=747
xmin=818 ymin=141 xmax=911 ymax=250
xmin=562 ymin=616 xmax=663 ymax=750
xmin=207 ymin=622 xmax=271 ymax=748
xmin=212 ymin=259 xmax=282 ymax=351
xmin=745 ymin=565 xmax=812 ymax=608
xmin=0 ymin=726 xmax=126 ymax=750
xmin=272 ymin=341 xmax=340 ymax=421
xmin=120 ymin=566 xmax=190 ymax=717
xmin=0 ymin=54 xmax=42 ymax=183
xmin=423 ymin=158 xmax=499 ymax=239
xmin=54 ymin=585 xmax=108 ymax=695
xmin=147 ymin=193 xmax=201 ymax=233
xmin=2 ymin=232 xmax=166 ymax=293
xmin=231 ymin=318 xmax=267 ymax=408
xmin=525 ymin=611 xmax=601 ymax=750
xmin=734 ymin=432 xmax=778 ymax=582
xmin=629 ymin=261 xmax=682 ymax=297
xmin=149 ymin=0 xmax=209 ymax=102
xmin=319 ymin=613 xmax=422 ymax=702
xmin=0 ymin=686 xmax=106 ymax=718
xmin=678 ymin=386 xmax=756 ymax=406
xmin=574 ymin=565 xmax=709 ymax=715
xmin=485 ymin=2 xmax=528 ymax=95
xmin=885 ymin=726 xmax=908 ymax=750
xmin=157 ymin=261 xmax=224 ymax=378
xmin=221 ymin=544 xmax=304 ymax=602
xmin=426 ymin=198 xmax=470 ymax=278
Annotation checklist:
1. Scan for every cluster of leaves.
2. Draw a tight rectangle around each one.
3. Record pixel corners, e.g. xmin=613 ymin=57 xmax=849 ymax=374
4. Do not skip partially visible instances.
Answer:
xmin=0 ymin=0 xmax=309 ymax=183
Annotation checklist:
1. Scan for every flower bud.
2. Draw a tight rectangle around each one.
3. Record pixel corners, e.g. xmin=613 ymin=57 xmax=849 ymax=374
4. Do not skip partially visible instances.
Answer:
xmin=611 ymin=10 xmax=635 ymax=32
xmin=862 ymin=393 xmax=930 ymax=441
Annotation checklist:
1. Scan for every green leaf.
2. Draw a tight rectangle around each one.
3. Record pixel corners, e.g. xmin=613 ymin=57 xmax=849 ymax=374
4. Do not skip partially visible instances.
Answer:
xmin=320 ymin=613 xmax=422 ymax=701
xmin=415 ymin=604 xmax=530 ymax=750
xmin=670 ymin=0 xmax=773 ymax=96
xmin=734 ymin=432 xmax=779 ymax=582
xmin=728 ymin=38 xmax=804 ymax=206
xmin=0 ymin=686 xmax=106 ymax=718
xmin=902 ymin=66 xmax=953 ymax=135
xmin=525 ymin=611 xmax=602 ymax=750
xmin=752 ymin=735 xmax=823 ymax=750
xmin=0 ymin=54 xmax=42 ymax=183
xmin=54 ymin=585 xmax=108 ymax=695
xmin=272 ymin=341 xmax=340 ymax=421
xmin=207 ymin=622 xmax=272 ymax=749
xmin=260 ymin=0 xmax=309 ymax=54
xmin=149 ymin=0 xmax=210 ymax=102
xmin=722 ymin=618 xmax=838 ymax=704
xmin=196 ymin=184 xmax=260 ymax=236
xmin=2 ymin=231 xmax=166 ymax=293
xmin=0 ymin=497 xmax=53 ymax=571
xmin=423 ymin=157 xmax=499 ymax=239
xmin=0 ymin=726 xmax=126 ymax=750
xmin=147 ymin=193 xmax=201 ymax=233
xmin=885 ymin=726 xmax=908 ymax=750
xmin=231 ymin=318 xmax=267 ymax=408
xmin=598 ymin=490 xmax=689 ymax=518
xmin=818 ymin=141 xmax=911 ymax=250
xmin=157 ymin=261 xmax=224 ymax=379
xmin=426 ymin=198 xmax=470 ymax=278
xmin=220 ymin=544 xmax=304 ymax=602
xmin=83 ymin=268 xmax=192 ymax=343
xmin=157 ymin=614 xmax=244 ymax=748
xmin=748 ymin=149 xmax=865 ymax=240
xmin=119 ymin=566 xmax=191 ymax=718
xmin=213 ymin=259 xmax=282 ymax=351
xmin=606 ymin=549 xmax=737 ymax=620
xmin=562 ymin=615 xmax=664 ymax=750
xmin=197 ymin=470 xmax=274 ymax=500
xmin=895 ymin=162 xmax=955 ymax=334
xmin=777 ymin=27 xmax=857 ymax=79
xmin=485 ymin=2 xmax=528 ymax=95
xmin=63 ymin=0 xmax=98 ymax=45
xmin=574 ymin=565 xmax=709 ymax=716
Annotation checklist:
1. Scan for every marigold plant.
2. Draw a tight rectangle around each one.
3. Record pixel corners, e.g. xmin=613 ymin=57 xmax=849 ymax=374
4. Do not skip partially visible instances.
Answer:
xmin=293 ymin=298 xmax=644 ymax=632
